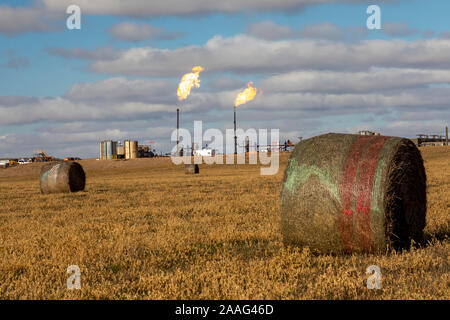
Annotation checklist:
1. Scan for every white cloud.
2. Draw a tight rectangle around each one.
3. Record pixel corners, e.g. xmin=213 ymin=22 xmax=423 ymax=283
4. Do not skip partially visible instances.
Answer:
xmin=64 ymin=77 xmax=175 ymax=104
xmin=380 ymin=120 xmax=448 ymax=137
xmin=0 ymin=96 xmax=172 ymax=126
xmin=299 ymin=22 xmax=367 ymax=41
xmin=0 ymin=5 xmax=59 ymax=36
xmin=382 ymin=22 xmax=419 ymax=37
xmin=260 ymin=68 xmax=450 ymax=93
xmin=252 ymin=88 xmax=450 ymax=115
xmin=207 ymin=77 xmax=248 ymax=90
xmin=246 ymin=21 xmax=298 ymax=40
xmin=1 ymin=77 xmax=449 ymax=127
xmin=41 ymin=0 xmax=391 ymax=17
xmin=440 ymin=31 xmax=450 ymax=39
xmin=48 ymin=36 xmax=450 ymax=77
xmin=108 ymin=22 xmax=183 ymax=42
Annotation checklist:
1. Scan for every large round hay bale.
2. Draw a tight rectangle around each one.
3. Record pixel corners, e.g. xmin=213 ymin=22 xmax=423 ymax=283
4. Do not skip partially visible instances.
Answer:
xmin=40 ymin=161 xmax=86 ymax=194
xmin=281 ymin=133 xmax=426 ymax=254
xmin=185 ymin=164 xmax=199 ymax=174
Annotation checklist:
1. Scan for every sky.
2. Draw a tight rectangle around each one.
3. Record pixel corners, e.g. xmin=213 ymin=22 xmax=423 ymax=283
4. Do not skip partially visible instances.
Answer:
xmin=0 ymin=0 xmax=449 ymax=158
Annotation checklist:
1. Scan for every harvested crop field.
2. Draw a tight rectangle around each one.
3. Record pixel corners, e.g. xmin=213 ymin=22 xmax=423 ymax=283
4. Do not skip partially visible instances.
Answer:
xmin=0 ymin=147 xmax=448 ymax=299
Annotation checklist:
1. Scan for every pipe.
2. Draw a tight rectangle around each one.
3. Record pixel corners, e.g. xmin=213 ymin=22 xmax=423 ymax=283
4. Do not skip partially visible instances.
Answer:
xmin=176 ymin=108 xmax=180 ymax=155
xmin=234 ymin=106 xmax=237 ymax=155
xmin=446 ymin=126 xmax=448 ymax=146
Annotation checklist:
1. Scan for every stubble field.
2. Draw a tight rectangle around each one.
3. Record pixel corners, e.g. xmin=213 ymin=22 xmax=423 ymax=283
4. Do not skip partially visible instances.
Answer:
xmin=0 ymin=147 xmax=448 ymax=299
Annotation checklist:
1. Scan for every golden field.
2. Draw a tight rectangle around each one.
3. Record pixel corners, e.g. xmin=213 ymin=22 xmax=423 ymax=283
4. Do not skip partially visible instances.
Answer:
xmin=0 ymin=147 xmax=448 ymax=299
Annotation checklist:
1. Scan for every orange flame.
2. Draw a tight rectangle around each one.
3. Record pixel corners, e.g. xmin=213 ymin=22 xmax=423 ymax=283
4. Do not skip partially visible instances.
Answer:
xmin=234 ymin=82 xmax=261 ymax=107
xmin=177 ymin=66 xmax=204 ymax=101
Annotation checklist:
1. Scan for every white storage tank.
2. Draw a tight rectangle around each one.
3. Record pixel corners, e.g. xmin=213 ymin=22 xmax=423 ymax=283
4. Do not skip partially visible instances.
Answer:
xmin=124 ymin=140 xmax=138 ymax=159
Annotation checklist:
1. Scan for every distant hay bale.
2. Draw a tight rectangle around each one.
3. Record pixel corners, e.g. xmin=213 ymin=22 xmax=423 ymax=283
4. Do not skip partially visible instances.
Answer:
xmin=281 ymin=133 xmax=426 ymax=254
xmin=185 ymin=164 xmax=199 ymax=174
xmin=40 ymin=161 xmax=86 ymax=194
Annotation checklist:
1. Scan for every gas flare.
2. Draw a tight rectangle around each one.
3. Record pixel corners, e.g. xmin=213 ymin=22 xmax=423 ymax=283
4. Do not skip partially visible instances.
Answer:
xmin=234 ymin=82 xmax=261 ymax=107
xmin=177 ymin=66 xmax=204 ymax=101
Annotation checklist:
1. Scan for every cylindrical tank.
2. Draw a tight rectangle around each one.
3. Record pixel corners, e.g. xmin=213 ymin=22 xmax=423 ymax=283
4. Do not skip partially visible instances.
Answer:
xmin=117 ymin=145 xmax=124 ymax=157
xmin=101 ymin=140 xmax=119 ymax=159
xmin=101 ymin=141 xmax=106 ymax=160
xmin=280 ymin=133 xmax=426 ymax=254
xmin=106 ymin=141 xmax=111 ymax=159
xmin=130 ymin=140 xmax=137 ymax=159
xmin=124 ymin=140 xmax=138 ymax=159
xmin=111 ymin=141 xmax=117 ymax=159
xmin=40 ymin=161 xmax=86 ymax=194
xmin=125 ymin=140 xmax=131 ymax=159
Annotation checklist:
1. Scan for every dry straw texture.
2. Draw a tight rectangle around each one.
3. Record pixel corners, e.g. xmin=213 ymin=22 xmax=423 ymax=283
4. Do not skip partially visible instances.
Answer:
xmin=40 ymin=161 xmax=86 ymax=194
xmin=281 ymin=133 xmax=426 ymax=254
xmin=0 ymin=148 xmax=448 ymax=299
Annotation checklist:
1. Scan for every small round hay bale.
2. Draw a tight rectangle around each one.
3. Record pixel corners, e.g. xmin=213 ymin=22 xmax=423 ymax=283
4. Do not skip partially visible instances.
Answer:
xmin=281 ymin=133 xmax=426 ymax=254
xmin=40 ymin=161 xmax=86 ymax=194
xmin=185 ymin=164 xmax=199 ymax=174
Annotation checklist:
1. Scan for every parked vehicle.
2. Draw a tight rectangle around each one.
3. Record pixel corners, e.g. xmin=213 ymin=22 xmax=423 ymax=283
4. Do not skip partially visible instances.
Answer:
xmin=0 ymin=160 xmax=9 ymax=169
xmin=18 ymin=158 xmax=32 ymax=164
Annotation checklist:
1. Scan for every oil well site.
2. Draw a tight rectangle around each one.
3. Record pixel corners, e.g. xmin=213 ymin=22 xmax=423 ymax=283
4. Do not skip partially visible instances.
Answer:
xmin=1 ymin=0 xmax=449 ymax=303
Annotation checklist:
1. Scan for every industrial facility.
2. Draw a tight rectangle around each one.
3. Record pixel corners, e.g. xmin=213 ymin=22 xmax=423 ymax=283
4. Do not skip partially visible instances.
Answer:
xmin=99 ymin=140 xmax=156 ymax=160
xmin=414 ymin=134 xmax=448 ymax=147
xmin=356 ymin=127 xmax=449 ymax=147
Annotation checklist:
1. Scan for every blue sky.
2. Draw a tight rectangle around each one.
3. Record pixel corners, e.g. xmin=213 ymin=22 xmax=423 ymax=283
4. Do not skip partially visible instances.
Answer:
xmin=0 ymin=0 xmax=449 ymax=158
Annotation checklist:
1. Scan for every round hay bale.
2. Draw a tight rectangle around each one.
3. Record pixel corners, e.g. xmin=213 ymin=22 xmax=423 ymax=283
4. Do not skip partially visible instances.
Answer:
xmin=40 ymin=161 xmax=86 ymax=194
xmin=185 ymin=164 xmax=199 ymax=174
xmin=281 ymin=133 xmax=426 ymax=254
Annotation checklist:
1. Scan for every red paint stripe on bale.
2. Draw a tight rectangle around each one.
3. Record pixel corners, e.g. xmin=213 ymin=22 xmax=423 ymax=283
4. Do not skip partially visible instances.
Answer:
xmin=338 ymin=136 xmax=371 ymax=252
xmin=354 ymin=136 xmax=389 ymax=253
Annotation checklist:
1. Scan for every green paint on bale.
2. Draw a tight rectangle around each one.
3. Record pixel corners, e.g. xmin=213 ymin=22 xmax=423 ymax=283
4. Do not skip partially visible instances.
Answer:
xmin=284 ymin=160 xmax=340 ymax=203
